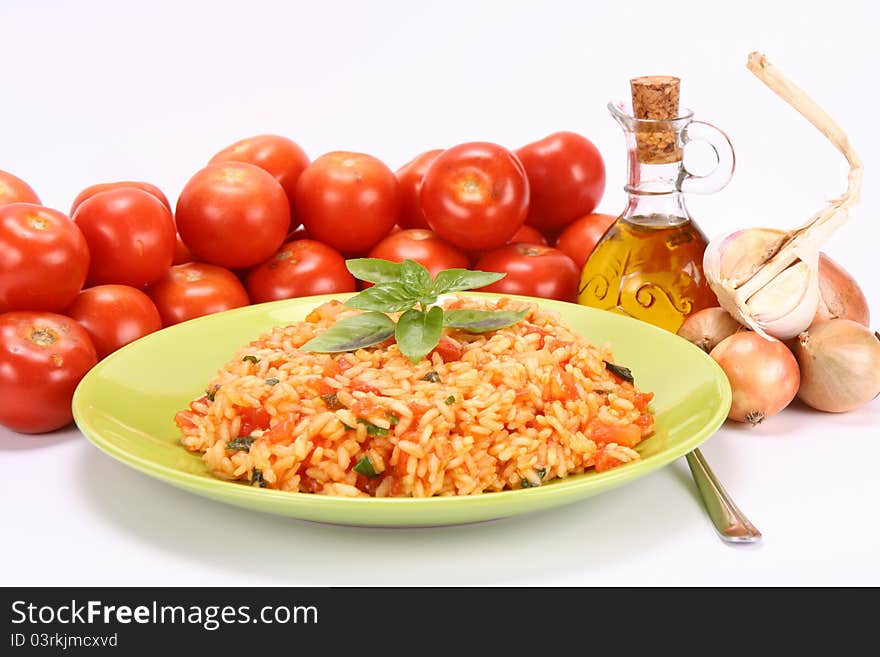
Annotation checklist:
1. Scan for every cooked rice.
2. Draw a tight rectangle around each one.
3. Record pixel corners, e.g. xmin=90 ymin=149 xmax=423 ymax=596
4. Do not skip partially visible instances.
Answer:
xmin=175 ymin=297 xmax=655 ymax=497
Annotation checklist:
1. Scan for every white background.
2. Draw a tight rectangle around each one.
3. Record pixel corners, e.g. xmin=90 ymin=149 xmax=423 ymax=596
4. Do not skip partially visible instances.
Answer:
xmin=1 ymin=0 xmax=878 ymax=586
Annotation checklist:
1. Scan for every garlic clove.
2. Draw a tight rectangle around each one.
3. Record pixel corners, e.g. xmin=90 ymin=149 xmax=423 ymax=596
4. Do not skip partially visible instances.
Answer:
xmin=710 ymin=228 xmax=788 ymax=288
xmin=745 ymin=260 xmax=820 ymax=339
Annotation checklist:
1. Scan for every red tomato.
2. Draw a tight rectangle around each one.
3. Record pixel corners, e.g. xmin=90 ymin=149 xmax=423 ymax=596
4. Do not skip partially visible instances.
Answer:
xmin=368 ymin=229 xmax=469 ymax=277
xmin=0 ymin=311 xmax=98 ymax=433
xmin=295 ymin=152 xmax=400 ymax=255
xmin=508 ymin=224 xmax=548 ymax=245
xmin=554 ymin=213 xmax=617 ymax=270
xmin=0 ymin=170 xmax=40 ymax=206
xmin=0 ymin=203 xmax=89 ymax=313
xmin=516 ymin=132 xmax=605 ymax=232
xmin=65 ymin=284 xmax=162 ymax=359
xmin=70 ymin=181 xmax=171 ymax=216
xmin=73 ymin=188 xmax=175 ymax=288
xmin=173 ymin=233 xmax=194 ymax=265
xmin=209 ymin=134 xmax=309 ymax=220
xmin=176 ymin=162 xmax=290 ymax=269
xmin=246 ymin=239 xmax=356 ymax=303
xmin=395 ymin=149 xmax=443 ymax=230
xmin=420 ymin=142 xmax=529 ymax=251
xmin=475 ymin=244 xmax=580 ymax=302
xmin=148 ymin=263 xmax=250 ymax=326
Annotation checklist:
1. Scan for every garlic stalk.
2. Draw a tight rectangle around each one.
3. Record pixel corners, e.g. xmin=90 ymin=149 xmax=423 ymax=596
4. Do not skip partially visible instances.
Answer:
xmin=703 ymin=52 xmax=863 ymax=339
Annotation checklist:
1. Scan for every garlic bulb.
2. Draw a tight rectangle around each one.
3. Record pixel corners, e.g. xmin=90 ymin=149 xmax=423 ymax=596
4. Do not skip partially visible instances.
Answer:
xmin=703 ymin=53 xmax=863 ymax=340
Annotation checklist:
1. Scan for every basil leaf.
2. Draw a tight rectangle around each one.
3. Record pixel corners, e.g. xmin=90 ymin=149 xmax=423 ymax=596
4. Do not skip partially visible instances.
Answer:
xmin=320 ymin=393 xmax=344 ymax=410
xmin=226 ymin=437 xmax=256 ymax=451
xmin=395 ymin=306 xmax=444 ymax=364
xmin=345 ymin=258 xmax=402 ymax=284
xmin=353 ymin=456 xmax=379 ymax=478
xmin=603 ymin=361 xmax=634 ymax=384
xmin=400 ymin=259 xmax=432 ymax=296
xmin=432 ymin=268 xmax=505 ymax=294
xmin=301 ymin=312 xmax=396 ymax=353
xmin=442 ymin=308 xmax=528 ymax=333
xmin=345 ymin=282 xmax=419 ymax=313
xmin=357 ymin=418 xmax=389 ymax=436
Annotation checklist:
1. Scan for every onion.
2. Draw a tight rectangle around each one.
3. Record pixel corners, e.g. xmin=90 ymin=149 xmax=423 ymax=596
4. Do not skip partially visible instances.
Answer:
xmin=710 ymin=332 xmax=800 ymax=425
xmin=677 ymin=307 xmax=742 ymax=353
xmin=814 ymin=253 xmax=871 ymax=326
xmin=792 ymin=319 xmax=880 ymax=412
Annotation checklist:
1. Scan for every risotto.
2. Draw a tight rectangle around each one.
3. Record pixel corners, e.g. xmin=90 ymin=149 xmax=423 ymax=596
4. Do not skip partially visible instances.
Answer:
xmin=174 ymin=297 xmax=654 ymax=497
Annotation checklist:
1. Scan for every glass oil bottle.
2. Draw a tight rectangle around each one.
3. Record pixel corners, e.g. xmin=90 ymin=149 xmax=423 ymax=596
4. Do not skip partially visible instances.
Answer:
xmin=578 ymin=76 xmax=735 ymax=332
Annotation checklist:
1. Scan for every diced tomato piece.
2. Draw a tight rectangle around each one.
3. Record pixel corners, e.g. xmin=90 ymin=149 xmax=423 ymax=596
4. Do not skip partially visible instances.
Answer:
xmin=322 ymin=360 xmax=341 ymax=377
xmin=174 ymin=411 xmax=197 ymax=430
xmin=633 ymin=391 xmax=654 ymax=412
xmin=429 ymin=336 xmax=462 ymax=362
xmin=190 ymin=395 xmax=209 ymax=410
xmin=590 ymin=421 xmax=642 ymax=448
xmin=594 ymin=449 xmax=625 ymax=472
xmin=635 ymin=413 xmax=654 ymax=429
xmin=238 ymin=407 xmax=271 ymax=437
xmin=263 ymin=413 xmax=299 ymax=443
xmin=351 ymin=398 xmax=378 ymax=418
xmin=351 ymin=379 xmax=382 ymax=395
xmin=298 ymin=472 xmax=321 ymax=493
xmin=394 ymin=452 xmax=409 ymax=477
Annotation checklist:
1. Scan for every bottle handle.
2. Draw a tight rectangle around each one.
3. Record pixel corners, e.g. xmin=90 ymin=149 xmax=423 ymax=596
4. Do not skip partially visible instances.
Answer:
xmin=677 ymin=120 xmax=736 ymax=195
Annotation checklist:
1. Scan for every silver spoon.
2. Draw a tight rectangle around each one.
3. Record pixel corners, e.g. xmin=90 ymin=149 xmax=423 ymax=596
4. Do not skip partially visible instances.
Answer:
xmin=686 ymin=448 xmax=762 ymax=544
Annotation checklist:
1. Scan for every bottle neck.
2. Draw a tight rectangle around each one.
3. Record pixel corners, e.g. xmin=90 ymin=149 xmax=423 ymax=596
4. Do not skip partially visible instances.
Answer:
xmin=621 ymin=159 xmax=691 ymax=226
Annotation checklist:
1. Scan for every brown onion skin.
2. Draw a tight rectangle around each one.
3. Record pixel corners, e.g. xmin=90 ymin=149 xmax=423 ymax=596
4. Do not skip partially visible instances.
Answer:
xmin=710 ymin=332 xmax=800 ymax=425
xmin=793 ymin=319 xmax=880 ymax=413
xmin=814 ymin=253 xmax=870 ymax=327
xmin=677 ymin=307 xmax=742 ymax=353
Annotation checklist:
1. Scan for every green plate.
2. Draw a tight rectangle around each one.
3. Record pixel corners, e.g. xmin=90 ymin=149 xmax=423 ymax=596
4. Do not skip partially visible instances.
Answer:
xmin=72 ymin=293 xmax=731 ymax=527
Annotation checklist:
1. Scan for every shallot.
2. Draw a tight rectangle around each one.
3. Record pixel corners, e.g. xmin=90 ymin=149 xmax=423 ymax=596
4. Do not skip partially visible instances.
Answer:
xmin=793 ymin=319 xmax=880 ymax=413
xmin=709 ymin=332 xmax=800 ymax=425
xmin=677 ymin=307 xmax=742 ymax=353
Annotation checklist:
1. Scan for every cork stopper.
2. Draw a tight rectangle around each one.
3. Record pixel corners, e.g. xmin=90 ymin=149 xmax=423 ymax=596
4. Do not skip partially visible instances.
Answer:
xmin=630 ymin=75 xmax=681 ymax=164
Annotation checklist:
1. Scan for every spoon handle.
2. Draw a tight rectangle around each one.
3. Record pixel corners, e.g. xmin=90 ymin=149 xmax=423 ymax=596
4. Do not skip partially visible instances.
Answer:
xmin=686 ymin=448 xmax=762 ymax=544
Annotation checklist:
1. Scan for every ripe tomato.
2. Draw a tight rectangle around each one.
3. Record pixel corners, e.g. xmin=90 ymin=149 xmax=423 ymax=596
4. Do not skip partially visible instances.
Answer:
xmin=421 ymin=142 xmax=529 ymax=251
xmin=65 ymin=284 xmax=162 ymax=359
xmin=516 ymin=132 xmax=605 ymax=232
xmin=0 ymin=203 xmax=89 ymax=313
xmin=176 ymin=162 xmax=290 ymax=269
xmin=475 ymin=244 xmax=580 ymax=302
xmin=70 ymin=181 xmax=171 ymax=216
xmin=295 ymin=152 xmax=400 ymax=255
xmin=73 ymin=188 xmax=175 ymax=287
xmin=209 ymin=134 xmax=309 ymax=220
xmin=0 ymin=170 xmax=40 ymax=206
xmin=396 ymin=149 xmax=443 ymax=230
xmin=246 ymin=239 xmax=356 ymax=303
xmin=508 ymin=224 xmax=548 ymax=245
xmin=554 ymin=213 xmax=617 ymax=270
xmin=148 ymin=263 xmax=250 ymax=326
xmin=173 ymin=233 xmax=194 ymax=265
xmin=368 ymin=229 xmax=469 ymax=277
xmin=0 ymin=311 xmax=98 ymax=433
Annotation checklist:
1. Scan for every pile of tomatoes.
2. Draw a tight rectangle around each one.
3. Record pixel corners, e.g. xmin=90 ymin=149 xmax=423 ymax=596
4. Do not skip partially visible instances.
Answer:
xmin=0 ymin=131 xmax=613 ymax=434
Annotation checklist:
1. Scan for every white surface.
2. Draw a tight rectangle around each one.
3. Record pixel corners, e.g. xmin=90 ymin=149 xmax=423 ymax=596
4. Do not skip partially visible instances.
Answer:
xmin=1 ymin=0 xmax=878 ymax=586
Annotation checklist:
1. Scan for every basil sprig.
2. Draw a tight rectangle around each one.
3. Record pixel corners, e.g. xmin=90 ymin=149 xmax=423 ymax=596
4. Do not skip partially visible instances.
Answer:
xmin=300 ymin=258 xmax=527 ymax=363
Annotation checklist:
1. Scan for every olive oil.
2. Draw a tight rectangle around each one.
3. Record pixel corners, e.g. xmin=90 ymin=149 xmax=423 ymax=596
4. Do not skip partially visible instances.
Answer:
xmin=578 ymin=215 xmax=716 ymax=333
